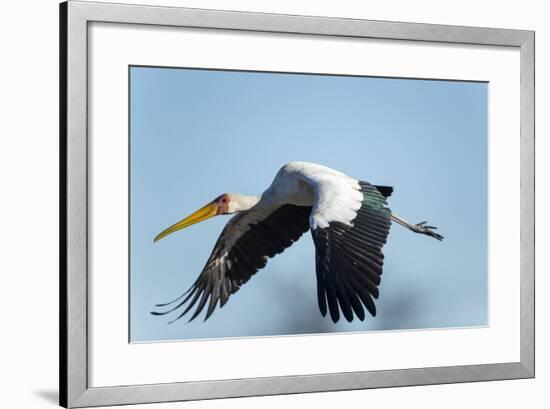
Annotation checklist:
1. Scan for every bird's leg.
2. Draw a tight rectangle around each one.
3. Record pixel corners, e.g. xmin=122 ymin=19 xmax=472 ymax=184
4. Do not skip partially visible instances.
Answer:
xmin=390 ymin=213 xmax=444 ymax=241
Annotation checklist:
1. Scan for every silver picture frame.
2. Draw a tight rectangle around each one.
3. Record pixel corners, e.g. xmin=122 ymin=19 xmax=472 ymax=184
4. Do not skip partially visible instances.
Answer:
xmin=60 ymin=1 xmax=535 ymax=407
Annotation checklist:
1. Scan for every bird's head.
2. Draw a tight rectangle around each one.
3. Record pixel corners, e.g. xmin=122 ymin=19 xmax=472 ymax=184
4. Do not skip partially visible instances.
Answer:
xmin=153 ymin=193 xmax=250 ymax=243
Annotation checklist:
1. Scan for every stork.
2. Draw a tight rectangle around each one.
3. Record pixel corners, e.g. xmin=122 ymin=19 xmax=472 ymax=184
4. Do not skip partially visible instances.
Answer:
xmin=152 ymin=162 xmax=443 ymax=324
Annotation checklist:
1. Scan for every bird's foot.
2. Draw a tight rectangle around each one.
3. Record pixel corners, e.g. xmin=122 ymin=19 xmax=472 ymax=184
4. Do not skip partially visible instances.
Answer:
xmin=414 ymin=221 xmax=444 ymax=241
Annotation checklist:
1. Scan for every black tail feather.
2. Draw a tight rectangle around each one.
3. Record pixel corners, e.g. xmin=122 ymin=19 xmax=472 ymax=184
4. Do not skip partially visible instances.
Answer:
xmin=373 ymin=185 xmax=393 ymax=198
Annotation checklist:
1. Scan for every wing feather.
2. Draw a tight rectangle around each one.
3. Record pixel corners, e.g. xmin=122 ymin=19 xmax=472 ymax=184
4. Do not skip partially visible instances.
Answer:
xmin=310 ymin=180 xmax=392 ymax=323
xmin=152 ymin=204 xmax=312 ymax=322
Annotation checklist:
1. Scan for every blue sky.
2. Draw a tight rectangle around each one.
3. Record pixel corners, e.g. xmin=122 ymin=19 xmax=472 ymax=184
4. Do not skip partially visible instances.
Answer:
xmin=129 ymin=66 xmax=488 ymax=342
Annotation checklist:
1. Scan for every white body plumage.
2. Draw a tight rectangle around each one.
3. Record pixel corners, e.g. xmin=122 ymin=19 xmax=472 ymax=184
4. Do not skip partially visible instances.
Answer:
xmin=245 ymin=161 xmax=364 ymax=230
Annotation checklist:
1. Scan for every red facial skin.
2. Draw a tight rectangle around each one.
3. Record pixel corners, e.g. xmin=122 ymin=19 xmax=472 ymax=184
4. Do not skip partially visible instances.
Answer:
xmin=215 ymin=194 xmax=230 ymax=214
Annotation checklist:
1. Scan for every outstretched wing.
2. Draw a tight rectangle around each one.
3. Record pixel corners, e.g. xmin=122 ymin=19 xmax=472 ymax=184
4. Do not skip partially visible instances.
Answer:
xmin=307 ymin=174 xmax=392 ymax=323
xmin=152 ymin=204 xmax=312 ymax=322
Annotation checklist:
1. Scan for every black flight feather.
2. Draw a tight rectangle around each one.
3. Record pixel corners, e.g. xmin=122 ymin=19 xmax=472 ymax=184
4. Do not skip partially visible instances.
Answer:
xmin=311 ymin=181 xmax=391 ymax=323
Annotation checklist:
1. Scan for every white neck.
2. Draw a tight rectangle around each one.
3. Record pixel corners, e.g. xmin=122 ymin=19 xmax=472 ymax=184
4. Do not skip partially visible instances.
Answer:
xmin=227 ymin=194 xmax=261 ymax=213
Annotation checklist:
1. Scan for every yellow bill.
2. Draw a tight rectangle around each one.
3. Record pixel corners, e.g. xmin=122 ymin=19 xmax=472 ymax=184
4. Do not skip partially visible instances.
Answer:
xmin=153 ymin=202 xmax=218 ymax=243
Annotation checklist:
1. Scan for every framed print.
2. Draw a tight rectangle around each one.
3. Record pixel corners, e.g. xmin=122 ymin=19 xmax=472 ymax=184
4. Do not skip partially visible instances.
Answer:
xmin=60 ymin=1 xmax=535 ymax=407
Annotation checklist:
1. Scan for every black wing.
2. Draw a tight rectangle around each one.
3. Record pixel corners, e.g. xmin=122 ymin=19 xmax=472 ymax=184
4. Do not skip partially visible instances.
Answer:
xmin=152 ymin=204 xmax=312 ymax=322
xmin=311 ymin=181 xmax=392 ymax=323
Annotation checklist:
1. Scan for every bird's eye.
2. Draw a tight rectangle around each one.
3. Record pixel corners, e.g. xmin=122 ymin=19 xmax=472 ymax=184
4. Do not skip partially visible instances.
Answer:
xmin=221 ymin=197 xmax=227 ymax=203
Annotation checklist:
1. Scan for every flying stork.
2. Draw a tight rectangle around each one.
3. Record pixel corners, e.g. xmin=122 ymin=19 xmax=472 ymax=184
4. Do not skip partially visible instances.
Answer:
xmin=152 ymin=162 xmax=443 ymax=324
